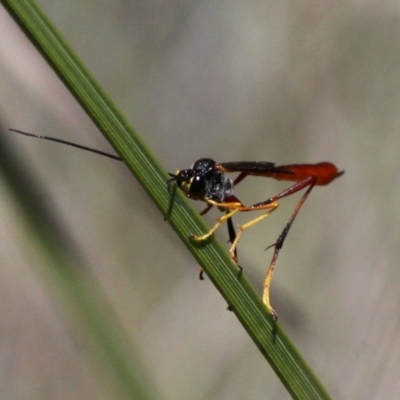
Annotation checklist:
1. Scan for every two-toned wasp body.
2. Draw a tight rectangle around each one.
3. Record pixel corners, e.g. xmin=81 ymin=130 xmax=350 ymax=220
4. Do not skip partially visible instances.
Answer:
xmin=169 ymin=157 xmax=344 ymax=318
xmin=9 ymin=129 xmax=344 ymax=319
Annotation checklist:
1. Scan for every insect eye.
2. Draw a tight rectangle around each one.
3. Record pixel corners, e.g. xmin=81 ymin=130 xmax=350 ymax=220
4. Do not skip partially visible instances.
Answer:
xmin=189 ymin=175 xmax=205 ymax=195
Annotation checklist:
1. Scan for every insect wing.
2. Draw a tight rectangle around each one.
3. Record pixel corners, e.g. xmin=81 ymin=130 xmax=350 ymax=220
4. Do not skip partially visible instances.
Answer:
xmin=218 ymin=161 xmax=294 ymax=175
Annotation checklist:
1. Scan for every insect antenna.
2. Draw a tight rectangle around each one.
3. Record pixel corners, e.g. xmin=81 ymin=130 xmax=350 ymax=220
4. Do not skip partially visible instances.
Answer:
xmin=8 ymin=129 xmax=122 ymax=161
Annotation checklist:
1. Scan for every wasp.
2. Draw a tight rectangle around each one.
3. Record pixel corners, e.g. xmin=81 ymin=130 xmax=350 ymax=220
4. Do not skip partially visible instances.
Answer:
xmin=9 ymin=129 xmax=344 ymax=319
xmin=168 ymin=158 xmax=344 ymax=319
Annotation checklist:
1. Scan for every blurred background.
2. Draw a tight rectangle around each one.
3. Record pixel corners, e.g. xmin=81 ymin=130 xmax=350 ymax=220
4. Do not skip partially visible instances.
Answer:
xmin=0 ymin=1 xmax=399 ymax=399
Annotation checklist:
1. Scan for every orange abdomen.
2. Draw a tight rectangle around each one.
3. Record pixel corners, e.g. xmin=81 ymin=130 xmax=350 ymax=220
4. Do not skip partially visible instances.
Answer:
xmin=271 ymin=162 xmax=341 ymax=185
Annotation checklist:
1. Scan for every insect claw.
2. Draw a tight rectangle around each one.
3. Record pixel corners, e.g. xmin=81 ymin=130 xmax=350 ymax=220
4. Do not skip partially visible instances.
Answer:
xmin=265 ymin=242 xmax=276 ymax=251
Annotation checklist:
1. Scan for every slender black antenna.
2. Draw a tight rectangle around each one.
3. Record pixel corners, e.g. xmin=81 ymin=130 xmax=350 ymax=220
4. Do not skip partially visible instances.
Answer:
xmin=9 ymin=129 xmax=122 ymax=161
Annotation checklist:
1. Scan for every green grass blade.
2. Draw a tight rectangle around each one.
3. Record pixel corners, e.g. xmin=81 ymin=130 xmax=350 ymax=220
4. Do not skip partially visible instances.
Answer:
xmin=2 ymin=1 xmax=332 ymax=399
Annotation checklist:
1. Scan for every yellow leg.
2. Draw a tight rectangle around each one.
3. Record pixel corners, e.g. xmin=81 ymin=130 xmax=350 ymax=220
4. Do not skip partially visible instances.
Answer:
xmin=191 ymin=208 xmax=240 ymax=242
xmin=263 ymin=250 xmax=280 ymax=320
xmin=229 ymin=203 xmax=278 ymax=262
